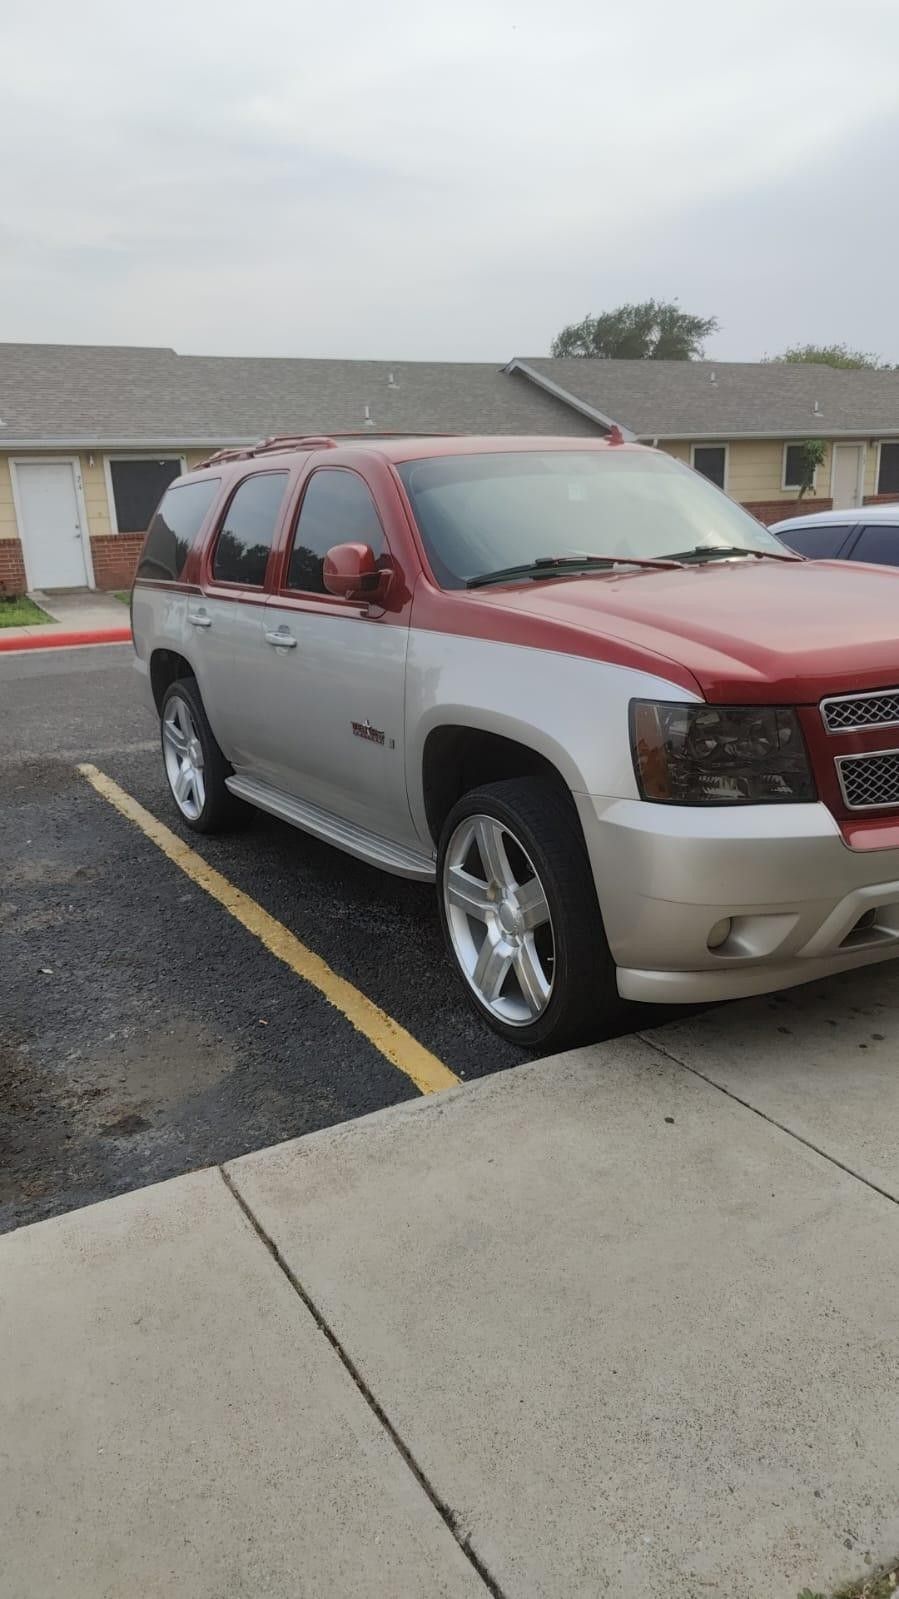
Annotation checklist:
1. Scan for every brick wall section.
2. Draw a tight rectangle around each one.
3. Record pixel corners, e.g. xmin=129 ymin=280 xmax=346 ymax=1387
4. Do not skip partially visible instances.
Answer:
xmin=864 ymin=493 xmax=899 ymax=506
xmin=743 ymin=499 xmax=833 ymax=525
xmin=89 ymin=534 xmax=144 ymax=590
xmin=0 ymin=539 xmax=27 ymax=596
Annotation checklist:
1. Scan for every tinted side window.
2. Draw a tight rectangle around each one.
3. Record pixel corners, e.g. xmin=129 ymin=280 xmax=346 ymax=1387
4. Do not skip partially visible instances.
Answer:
xmin=212 ymin=472 xmax=289 ymax=587
xmin=850 ymin=523 xmax=899 ymax=567
xmin=136 ymin=478 xmax=221 ymax=582
xmin=777 ymin=524 xmax=850 ymax=558
xmin=287 ymin=470 xmax=385 ymax=593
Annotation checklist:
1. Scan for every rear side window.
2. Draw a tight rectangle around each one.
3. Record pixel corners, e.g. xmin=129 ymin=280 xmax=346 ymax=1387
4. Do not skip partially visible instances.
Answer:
xmin=137 ymin=478 xmax=221 ymax=582
xmin=212 ymin=472 xmax=289 ymax=587
xmin=777 ymin=524 xmax=850 ymax=558
xmin=287 ymin=469 xmax=385 ymax=593
xmin=850 ymin=523 xmax=899 ymax=567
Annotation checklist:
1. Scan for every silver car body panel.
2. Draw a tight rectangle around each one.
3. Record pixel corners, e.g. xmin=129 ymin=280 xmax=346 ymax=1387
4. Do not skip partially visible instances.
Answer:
xmin=134 ymin=571 xmax=899 ymax=1007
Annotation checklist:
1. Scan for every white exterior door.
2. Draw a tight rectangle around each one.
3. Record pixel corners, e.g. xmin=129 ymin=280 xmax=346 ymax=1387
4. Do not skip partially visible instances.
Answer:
xmin=831 ymin=444 xmax=864 ymax=511
xmin=14 ymin=461 xmax=90 ymax=589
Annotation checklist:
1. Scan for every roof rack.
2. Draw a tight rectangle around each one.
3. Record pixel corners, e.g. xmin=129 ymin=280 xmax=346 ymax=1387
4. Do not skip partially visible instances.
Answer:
xmin=193 ymin=431 xmax=455 ymax=471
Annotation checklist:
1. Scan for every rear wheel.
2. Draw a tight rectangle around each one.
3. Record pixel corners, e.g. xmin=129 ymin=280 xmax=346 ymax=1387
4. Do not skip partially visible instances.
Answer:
xmin=437 ymin=777 xmax=621 ymax=1050
xmin=160 ymin=677 xmax=243 ymax=834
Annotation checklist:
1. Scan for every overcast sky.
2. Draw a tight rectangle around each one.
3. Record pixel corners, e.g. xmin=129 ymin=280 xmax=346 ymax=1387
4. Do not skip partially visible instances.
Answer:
xmin=2 ymin=0 xmax=898 ymax=364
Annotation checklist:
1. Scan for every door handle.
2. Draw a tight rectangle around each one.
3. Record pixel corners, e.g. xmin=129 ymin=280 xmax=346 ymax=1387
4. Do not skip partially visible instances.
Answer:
xmin=188 ymin=612 xmax=212 ymax=629
xmin=265 ymin=630 xmax=297 ymax=649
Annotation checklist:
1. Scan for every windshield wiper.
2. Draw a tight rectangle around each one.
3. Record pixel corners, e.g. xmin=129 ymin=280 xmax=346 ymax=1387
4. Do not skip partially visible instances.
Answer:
xmin=466 ymin=553 xmax=683 ymax=589
xmin=666 ymin=544 xmax=802 ymax=565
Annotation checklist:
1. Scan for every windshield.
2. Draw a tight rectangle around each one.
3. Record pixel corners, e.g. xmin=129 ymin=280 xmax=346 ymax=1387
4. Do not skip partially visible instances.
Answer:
xmin=396 ymin=449 xmax=787 ymax=588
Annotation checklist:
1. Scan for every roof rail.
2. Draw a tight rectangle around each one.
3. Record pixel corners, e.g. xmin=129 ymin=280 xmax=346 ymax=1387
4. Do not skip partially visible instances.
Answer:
xmin=193 ymin=430 xmax=456 ymax=471
xmin=252 ymin=434 xmax=339 ymax=456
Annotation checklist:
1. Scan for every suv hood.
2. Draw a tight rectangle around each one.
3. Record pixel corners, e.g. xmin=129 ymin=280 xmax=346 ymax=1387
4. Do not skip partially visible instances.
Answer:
xmin=472 ymin=558 xmax=899 ymax=703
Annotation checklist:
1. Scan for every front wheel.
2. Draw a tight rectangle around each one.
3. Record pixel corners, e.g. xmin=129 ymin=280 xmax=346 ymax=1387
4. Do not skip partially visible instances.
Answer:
xmin=437 ymin=777 xmax=621 ymax=1051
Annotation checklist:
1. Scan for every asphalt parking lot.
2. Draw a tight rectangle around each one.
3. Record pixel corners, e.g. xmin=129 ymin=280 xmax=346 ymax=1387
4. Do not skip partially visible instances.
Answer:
xmin=2 ymin=643 xmax=539 ymax=1232
xmin=6 ymin=642 xmax=899 ymax=1241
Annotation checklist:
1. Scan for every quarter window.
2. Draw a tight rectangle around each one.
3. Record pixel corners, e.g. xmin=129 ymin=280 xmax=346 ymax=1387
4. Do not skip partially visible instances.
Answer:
xmin=287 ymin=469 xmax=386 ymax=593
xmin=850 ymin=524 xmax=899 ymax=567
xmin=212 ymin=472 xmax=289 ymax=587
xmin=877 ymin=443 xmax=899 ymax=496
xmin=691 ymin=445 xmax=726 ymax=490
xmin=136 ymin=478 xmax=221 ymax=582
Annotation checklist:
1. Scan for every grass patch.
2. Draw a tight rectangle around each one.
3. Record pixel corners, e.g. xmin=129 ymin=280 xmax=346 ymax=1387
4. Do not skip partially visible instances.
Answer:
xmin=113 ymin=590 xmax=131 ymax=605
xmin=799 ymin=1558 xmax=898 ymax=1598
xmin=0 ymin=594 xmax=54 ymax=628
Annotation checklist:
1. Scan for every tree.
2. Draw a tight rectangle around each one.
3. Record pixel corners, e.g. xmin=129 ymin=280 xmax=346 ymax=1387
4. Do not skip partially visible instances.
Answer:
xmin=794 ymin=439 xmax=826 ymax=502
xmin=551 ymin=299 xmax=718 ymax=361
xmin=771 ymin=342 xmax=892 ymax=370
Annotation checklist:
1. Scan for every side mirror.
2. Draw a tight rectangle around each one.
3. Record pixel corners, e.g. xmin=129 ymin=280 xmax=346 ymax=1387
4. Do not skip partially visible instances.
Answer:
xmin=322 ymin=542 xmax=390 ymax=601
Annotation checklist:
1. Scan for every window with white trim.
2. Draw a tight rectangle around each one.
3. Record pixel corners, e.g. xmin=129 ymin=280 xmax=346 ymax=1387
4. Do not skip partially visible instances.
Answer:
xmin=783 ymin=444 xmax=816 ymax=491
xmin=691 ymin=445 xmax=726 ymax=490
xmin=109 ymin=457 xmax=183 ymax=533
xmin=877 ymin=442 xmax=899 ymax=496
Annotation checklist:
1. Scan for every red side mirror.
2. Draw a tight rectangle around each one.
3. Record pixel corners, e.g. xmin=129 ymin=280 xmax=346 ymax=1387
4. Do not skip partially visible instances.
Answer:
xmin=323 ymin=542 xmax=388 ymax=600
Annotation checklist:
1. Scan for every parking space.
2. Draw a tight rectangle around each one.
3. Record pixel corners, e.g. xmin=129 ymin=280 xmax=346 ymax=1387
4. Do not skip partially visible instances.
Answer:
xmin=5 ymin=643 xmax=899 ymax=1242
xmin=1 ymin=644 xmax=530 ymax=1232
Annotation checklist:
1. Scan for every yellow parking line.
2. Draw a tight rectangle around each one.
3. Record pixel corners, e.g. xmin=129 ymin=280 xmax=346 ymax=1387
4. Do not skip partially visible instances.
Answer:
xmin=77 ymin=763 xmax=459 ymax=1096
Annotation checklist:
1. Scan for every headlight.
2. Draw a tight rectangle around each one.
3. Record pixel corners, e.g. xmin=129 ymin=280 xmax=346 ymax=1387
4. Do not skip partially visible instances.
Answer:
xmin=630 ymin=702 xmax=816 ymax=804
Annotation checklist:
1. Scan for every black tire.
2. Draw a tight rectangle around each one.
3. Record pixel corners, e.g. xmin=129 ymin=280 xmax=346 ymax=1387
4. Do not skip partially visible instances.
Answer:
xmin=159 ymin=676 xmax=245 ymax=835
xmin=437 ymin=776 xmax=622 ymax=1052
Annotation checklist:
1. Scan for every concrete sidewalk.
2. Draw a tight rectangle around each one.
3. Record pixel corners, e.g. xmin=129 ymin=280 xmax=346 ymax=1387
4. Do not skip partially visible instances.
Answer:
xmin=2 ymin=1030 xmax=899 ymax=1598
xmin=0 ymin=589 xmax=130 ymax=649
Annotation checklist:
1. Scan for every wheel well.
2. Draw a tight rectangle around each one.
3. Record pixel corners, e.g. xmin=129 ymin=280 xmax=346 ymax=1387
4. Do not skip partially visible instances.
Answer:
xmin=422 ymin=726 xmax=569 ymax=844
xmin=149 ymin=649 xmax=195 ymax=712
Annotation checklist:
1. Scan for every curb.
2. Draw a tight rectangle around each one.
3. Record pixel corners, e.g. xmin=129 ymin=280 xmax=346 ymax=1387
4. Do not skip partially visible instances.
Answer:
xmin=0 ymin=627 xmax=132 ymax=654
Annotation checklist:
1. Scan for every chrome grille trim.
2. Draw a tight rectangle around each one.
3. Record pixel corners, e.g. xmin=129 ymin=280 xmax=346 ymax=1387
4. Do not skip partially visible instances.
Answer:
xmin=821 ymin=688 xmax=899 ymax=734
xmin=836 ymin=749 xmax=899 ymax=811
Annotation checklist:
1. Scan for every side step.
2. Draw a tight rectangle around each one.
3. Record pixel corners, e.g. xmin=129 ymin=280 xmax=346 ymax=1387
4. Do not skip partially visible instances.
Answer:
xmin=225 ymin=774 xmax=436 ymax=882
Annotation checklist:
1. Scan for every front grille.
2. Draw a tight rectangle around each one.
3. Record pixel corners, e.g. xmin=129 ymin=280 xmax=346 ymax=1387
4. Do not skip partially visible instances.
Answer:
xmin=837 ymin=751 xmax=899 ymax=810
xmin=822 ymin=690 xmax=899 ymax=733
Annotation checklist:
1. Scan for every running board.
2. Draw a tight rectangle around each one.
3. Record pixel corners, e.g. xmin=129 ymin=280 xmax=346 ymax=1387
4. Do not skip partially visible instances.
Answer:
xmin=225 ymin=775 xmax=436 ymax=881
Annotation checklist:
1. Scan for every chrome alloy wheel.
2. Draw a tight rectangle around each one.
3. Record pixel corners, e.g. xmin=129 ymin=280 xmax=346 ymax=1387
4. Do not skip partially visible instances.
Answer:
xmin=162 ymin=694 xmax=206 ymax=822
xmin=442 ymin=814 xmax=555 ymax=1025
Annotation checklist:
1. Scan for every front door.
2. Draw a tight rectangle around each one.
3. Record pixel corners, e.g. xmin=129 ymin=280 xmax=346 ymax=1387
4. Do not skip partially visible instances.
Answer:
xmin=831 ymin=444 xmax=864 ymax=511
xmin=14 ymin=461 xmax=90 ymax=588
xmin=254 ymin=465 xmax=416 ymax=849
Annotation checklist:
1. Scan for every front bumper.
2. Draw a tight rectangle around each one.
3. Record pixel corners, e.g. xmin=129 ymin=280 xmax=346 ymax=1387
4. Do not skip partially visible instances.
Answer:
xmin=576 ymin=795 xmax=899 ymax=1003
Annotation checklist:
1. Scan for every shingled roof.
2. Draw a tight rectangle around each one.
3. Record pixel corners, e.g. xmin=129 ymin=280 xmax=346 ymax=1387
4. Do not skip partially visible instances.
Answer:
xmin=2 ymin=343 xmax=897 ymax=447
xmin=508 ymin=357 xmax=899 ymax=439
xmin=0 ymin=344 xmax=599 ymax=446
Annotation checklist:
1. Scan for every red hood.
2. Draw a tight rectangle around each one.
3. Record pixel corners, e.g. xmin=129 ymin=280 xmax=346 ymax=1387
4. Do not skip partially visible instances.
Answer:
xmin=468 ymin=559 xmax=899 ymax=703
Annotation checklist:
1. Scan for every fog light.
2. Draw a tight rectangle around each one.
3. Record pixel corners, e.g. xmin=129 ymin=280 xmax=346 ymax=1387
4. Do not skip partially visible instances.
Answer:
xmin=707 ymin=917 xmax=733 ymax=950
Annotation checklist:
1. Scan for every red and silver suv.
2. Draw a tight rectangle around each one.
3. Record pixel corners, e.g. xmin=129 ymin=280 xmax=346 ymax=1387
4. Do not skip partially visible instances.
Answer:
xmin=132 ymin=433 xmax=899 ymax=1050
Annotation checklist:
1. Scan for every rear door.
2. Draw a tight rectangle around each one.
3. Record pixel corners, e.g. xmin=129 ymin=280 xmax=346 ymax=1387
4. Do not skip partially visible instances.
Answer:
xmin=254 ymin=465 xmax=416 ymax=846
xmin=193 ymin=469 xmax=292 ymax=767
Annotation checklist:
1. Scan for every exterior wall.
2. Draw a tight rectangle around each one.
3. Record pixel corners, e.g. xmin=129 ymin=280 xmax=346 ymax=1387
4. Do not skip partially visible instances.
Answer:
xmin=0 ymin=447 xmax=207 ymax=595
xmin=658 ymin=436 xmax=899 ymax=518
xmin=0 ymin=456 xmax=27 ymax=595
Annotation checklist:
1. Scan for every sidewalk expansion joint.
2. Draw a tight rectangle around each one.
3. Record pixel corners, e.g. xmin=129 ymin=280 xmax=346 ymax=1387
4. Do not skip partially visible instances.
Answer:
xmin=219 ymin=1165 xmax=507 ymax=1599
xmin=639 ymin=1031 xmax=899 ymax=1210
